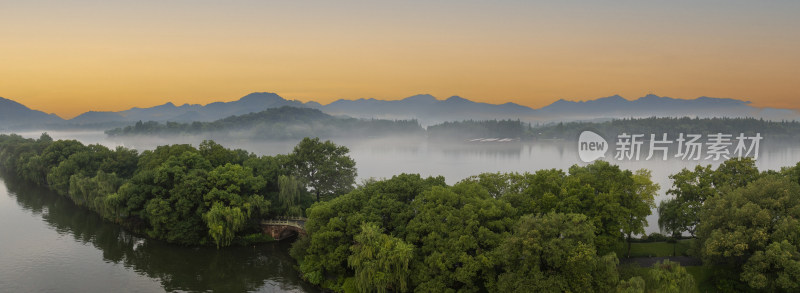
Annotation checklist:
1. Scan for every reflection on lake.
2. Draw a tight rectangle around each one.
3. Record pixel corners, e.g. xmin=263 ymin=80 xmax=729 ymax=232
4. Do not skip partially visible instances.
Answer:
xmin=0 ymin=173 xmax=317 ymax=292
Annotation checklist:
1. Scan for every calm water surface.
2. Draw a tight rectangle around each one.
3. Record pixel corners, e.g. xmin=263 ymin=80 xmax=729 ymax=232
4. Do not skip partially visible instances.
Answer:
xmin=0 ymin=174 xmax=317 ymax=292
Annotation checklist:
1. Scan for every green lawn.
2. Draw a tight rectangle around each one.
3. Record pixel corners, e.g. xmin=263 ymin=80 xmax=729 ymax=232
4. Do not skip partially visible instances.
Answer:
xmin=615 ymin=239 xmax=694 ymax=258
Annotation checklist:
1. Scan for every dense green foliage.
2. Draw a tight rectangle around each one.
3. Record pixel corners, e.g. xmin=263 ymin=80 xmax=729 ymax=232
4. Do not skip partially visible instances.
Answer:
xmin=494 ymin=213 xmax=619 ymax=292
xmin=534 ymin=117 xmax=800 ymax=140
xmin=348 ymin=222 xmax=414 ymax=293
xmin=658 ymin=158 xmax=759 ymax=239
xmin=698 ymin=175 xmax=800 ymax=291
xmin=646 ymin=260 xmax=696 ymax=293
xmin=659 ymin=158 xmax=800 ymax=292
xmin=0 ymin=133 xmax=356 ymax=247
xmin=105 ymin=106 xmax=424 ymax=139
xmin=291 ymin=161 xmax=660 ymax=292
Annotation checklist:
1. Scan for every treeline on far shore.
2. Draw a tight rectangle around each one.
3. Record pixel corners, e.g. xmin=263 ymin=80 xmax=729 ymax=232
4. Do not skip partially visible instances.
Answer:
xmin=105 ymin=106 xmax=424 ymax=139
xmin=533 ymin=116 xmax=800 ymax=140
xmin=105 ymin=107 xmax=800 ymax=144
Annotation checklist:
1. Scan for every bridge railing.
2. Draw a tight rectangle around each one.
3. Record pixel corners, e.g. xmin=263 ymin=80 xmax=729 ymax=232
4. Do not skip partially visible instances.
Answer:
xmin=261 ymin=217 xmax=307 ymax=230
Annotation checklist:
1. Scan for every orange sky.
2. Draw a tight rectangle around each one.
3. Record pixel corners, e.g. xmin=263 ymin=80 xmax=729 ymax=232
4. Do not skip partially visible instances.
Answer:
xmin=1 ymin=1 xmax=798 ymax=119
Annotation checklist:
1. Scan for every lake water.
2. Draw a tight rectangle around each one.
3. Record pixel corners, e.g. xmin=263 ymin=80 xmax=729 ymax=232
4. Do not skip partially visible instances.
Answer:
xmin=0 ymin=174 xmax=318 ymax=293
xmin=2 ymin=130 xmax=799 ymax=292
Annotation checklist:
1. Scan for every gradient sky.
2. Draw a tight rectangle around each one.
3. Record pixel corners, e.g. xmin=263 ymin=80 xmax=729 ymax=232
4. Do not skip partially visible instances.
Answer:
xmin=2 ymin=0 xmax=799 ymax=119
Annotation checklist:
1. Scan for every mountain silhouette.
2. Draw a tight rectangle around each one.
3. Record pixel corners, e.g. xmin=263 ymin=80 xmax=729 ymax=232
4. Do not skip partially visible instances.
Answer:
xmin=2 ymin=93 xmax=797 ymax=130
xmin=312 ymin=93 xmax=797 ymax=124
xmin=536 ymin=94 xmax=797 ymax=121
xmin=0 ymin=97 xmax=64 ymax=128
xmin=312 ymin=94 xmax=534 ymax=125
xmin=69 ymin=92 xmax=305 ymax=124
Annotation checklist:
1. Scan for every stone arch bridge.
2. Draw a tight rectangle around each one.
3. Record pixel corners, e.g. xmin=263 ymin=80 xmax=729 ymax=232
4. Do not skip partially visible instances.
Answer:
xmin=261 ymin=217 xmax=307 ymax=241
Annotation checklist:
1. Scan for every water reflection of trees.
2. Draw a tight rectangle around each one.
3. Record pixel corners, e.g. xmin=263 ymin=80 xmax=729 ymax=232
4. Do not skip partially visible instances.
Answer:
xmin=3 ymin=175 xmax=316 ymax=293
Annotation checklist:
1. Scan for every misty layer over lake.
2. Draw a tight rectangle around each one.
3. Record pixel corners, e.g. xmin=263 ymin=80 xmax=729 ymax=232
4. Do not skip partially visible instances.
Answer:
xmin=8 ymin=130 xmax=800 ymax=234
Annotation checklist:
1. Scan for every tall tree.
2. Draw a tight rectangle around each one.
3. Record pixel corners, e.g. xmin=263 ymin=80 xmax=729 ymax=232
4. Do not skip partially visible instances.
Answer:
xmin=660 ymin=164 xmax=717 ymax=238
xmin=289 ymin=137 xmax=357 ymax=202
xmin=623 ymin=169 xmax=658 ymax=258
xmin=657 ymin=199 xmax=690 ymax=255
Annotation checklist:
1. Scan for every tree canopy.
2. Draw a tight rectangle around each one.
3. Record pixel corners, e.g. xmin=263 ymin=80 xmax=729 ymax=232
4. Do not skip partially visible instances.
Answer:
xmin=290 ymin=137 xmax=357 ymax=202
xmin=290 ymin=161 xmax=659 ymax=292
xmin=0 ymin=134 xmax=357 ymax=247
xmin=697 ymin=175 xmax=800 ymax=291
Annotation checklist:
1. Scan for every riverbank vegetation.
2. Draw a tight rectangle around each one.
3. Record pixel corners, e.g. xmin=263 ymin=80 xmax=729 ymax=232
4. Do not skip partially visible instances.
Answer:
xmin=0 ymin=134 xmax=355 ymax=247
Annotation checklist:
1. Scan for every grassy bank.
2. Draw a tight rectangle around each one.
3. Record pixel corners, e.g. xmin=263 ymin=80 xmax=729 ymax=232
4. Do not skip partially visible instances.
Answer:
xmin=616 ymin=239 xmax=694 ymax=258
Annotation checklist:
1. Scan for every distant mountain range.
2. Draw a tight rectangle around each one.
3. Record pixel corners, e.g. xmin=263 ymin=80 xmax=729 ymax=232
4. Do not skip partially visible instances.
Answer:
xmin=0 ymin=97 xmax=66 ymax=128
xmin=313 ymin=94 xmax=799 ymax=125
xmin=313 ymin=94 xmax=535 ymax=125
xmin=537 ymin=94 xmax=798 ymax=121
xmin=1 ymin=92 xmax=798 ymax=129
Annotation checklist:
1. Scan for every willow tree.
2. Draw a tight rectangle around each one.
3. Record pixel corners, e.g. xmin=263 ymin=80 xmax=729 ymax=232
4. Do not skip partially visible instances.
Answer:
xmin=278 ymin=175 xmax=305 ymax=217
xmin=204 ymin=203 xmax=247 ymax=248
xmin=348 ymin=223 xmax=414 ymax=293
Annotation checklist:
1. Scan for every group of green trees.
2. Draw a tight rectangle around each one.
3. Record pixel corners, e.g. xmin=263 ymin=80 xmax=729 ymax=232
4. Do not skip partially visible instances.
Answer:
xmin=289 ymin=161 xmax=672 ymax=292
xmin=659 ymin=158 xmax=800 ymax=291
xmin=289 ymin=155 xmax=800 ymax=292
xmin=0 ymin=134 xmax=357 ymax=248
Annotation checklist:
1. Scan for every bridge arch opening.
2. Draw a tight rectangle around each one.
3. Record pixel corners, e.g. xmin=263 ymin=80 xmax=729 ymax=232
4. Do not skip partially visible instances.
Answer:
xmin=279 ymin=229 xmax=300 ymax=240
